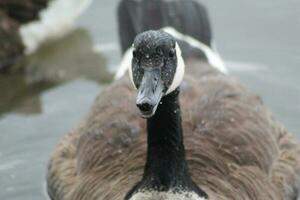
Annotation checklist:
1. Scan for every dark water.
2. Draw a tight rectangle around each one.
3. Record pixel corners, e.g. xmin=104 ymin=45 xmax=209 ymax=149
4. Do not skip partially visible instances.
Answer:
xmin=0 ymin=0 xmax=299 ymax=199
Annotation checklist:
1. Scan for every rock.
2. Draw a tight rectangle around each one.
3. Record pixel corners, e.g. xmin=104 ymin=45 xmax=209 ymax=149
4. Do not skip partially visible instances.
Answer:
xmin=0 ymin=28 xmax=112 ymax=116
xmin=0 ymin=0 xmax=50 ymax=71
xmin=0 ymin=0 xmax=50 ymax=24
xmin=0 ymin=11 xmax=24 ymax=71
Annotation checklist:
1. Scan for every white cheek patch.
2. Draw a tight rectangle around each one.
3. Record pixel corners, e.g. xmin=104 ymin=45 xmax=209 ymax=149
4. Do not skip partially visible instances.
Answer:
xmin=166 ymin=42 xmax=185 ymax=94
xmin=114 ymin=47 xmax=137 ymax=89
xmin=114 ymin=42 xmax=185 ymax=94
xmin=127 ymin=49 xmax=136 ymax=89
xmin=163 ymin=26 xmax=228 ymax=74
xmin=129 ymin=191 xmax=207 ymax=200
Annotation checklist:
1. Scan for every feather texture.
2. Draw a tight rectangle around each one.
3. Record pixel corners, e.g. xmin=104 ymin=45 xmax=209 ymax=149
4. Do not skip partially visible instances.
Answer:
xmin=47 ymin=60 xmax=300 ymax=200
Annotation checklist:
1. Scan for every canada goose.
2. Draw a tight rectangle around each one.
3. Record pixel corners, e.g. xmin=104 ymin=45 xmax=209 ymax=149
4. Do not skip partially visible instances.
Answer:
xmin=114 ymin=0 xmax=226 ymax=80
xmin=47 ymin=0 xmax=300 ymax=200
xmin=117 ymin=0 xmax=212 ymax=54
xmin=0 ymin=0 xmax=91 ymax=70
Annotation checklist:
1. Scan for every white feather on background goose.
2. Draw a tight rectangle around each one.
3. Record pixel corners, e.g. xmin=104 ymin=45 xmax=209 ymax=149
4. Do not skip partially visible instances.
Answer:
xmin=20 ymin=0 xmax=92 ymax=54
xmin=162 ymin=27 xmax=228 ymax=74
xmin=115 ymin=26 xmax=228 ymax=80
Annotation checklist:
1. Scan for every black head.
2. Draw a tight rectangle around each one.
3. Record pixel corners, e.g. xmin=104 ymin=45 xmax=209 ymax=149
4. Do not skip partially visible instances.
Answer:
xmin=129 ymin=30 xmax=185 ymax=118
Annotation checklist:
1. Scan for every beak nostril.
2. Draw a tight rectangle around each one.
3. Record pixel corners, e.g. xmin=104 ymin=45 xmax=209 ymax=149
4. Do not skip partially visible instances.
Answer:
xmin=137 ymin=101 xmax=153 ymax=112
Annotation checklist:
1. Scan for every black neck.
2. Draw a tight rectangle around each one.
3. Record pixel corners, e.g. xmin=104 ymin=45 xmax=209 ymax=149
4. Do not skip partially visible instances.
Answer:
xmin=125 ymin=89 xmax=208 ymax=199
xmin=142 ymin=89 xmax=190 ymax=189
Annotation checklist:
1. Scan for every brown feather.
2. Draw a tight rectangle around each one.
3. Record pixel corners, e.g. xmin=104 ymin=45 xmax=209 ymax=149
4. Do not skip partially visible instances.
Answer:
xmin=47 ymin=59 xmax=300 ymax=200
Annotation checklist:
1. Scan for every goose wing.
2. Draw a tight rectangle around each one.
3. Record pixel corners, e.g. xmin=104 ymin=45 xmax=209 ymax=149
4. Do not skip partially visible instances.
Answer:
xmin=181 ymin=60 xmax=300 ymax=200
xmin=47 ymin=78 xmax=147 ymax=200
xmin=47 ymin=65 xmax=300 ymax=200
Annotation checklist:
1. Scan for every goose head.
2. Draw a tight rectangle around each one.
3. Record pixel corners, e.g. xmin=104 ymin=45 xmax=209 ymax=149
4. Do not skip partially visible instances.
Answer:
xmin=129 ymin=30 xmax=185 ymax=118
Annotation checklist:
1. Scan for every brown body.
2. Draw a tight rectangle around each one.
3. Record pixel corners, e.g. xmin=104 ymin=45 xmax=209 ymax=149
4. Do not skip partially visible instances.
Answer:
xmin=47 ymin=60 xmax=300 ymax=200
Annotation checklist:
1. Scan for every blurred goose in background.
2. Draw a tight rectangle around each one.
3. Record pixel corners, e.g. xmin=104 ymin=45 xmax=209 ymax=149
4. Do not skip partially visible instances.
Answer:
xmin=114 ymin=0 xmax=226 ymax=79
xmin=47 ymin=0 xmax=300 ymax=200
xmin=0 ymin=0 xmax=92 ymax=71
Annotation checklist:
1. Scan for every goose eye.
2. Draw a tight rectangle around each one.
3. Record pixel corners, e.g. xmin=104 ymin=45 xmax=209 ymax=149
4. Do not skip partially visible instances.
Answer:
xmin=133 ymin=49 xmax=137 ymax=58
xmin=157 ymin=48 xmax=163 ymax=56
xmin=169 ymin=48 xmax=175 ymax=58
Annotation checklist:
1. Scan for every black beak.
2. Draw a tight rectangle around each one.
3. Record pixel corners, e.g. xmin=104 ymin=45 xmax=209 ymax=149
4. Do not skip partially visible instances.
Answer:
xmin=136 ymin=70 xmax=163 ymax=118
